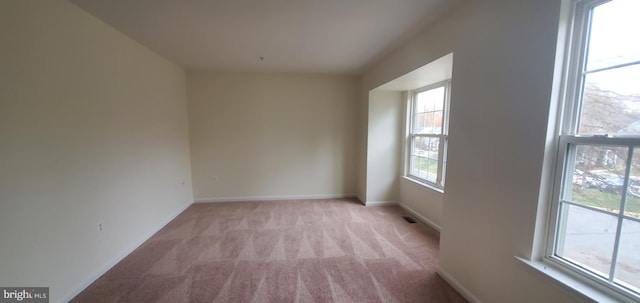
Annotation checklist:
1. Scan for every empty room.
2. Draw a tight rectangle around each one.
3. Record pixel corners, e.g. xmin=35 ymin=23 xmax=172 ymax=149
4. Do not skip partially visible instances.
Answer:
xmin=1 ymin=0 xmax=639 ymax=302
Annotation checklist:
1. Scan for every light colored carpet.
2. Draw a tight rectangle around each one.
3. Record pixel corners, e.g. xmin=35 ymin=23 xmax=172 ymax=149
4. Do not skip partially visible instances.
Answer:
xmin=72 ymin=198 xmax=467 ymax=302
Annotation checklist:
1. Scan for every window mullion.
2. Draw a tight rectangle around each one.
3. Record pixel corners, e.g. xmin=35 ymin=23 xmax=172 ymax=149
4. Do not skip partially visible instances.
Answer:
xmin=565 ymin=5 xmax=590 ymax=135
xmin=436 ymin=134 xmax=445 ymax=185
xmin=564 ymin=144 xmax=578 ymax=200
xmin=556 ymin=143 xmax=577 ymax=257
xmin=547 ymin=136 xmax=570 ymax=257
xmin=608 ymin=146 xmax=634 ymax=281
xmin=584 ymin=60 xmax=640 ymax=75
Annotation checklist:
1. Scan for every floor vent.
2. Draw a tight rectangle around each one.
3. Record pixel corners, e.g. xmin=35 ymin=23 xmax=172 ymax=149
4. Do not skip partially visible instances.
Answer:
xmin=402 ymin=216 xmax=417 ymax=224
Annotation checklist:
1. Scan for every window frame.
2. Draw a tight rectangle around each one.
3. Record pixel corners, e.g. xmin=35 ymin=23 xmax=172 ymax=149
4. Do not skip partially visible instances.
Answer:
xmin=545 ymin=0 xmax=640 ymax=301
xmin=404 ymin=80 xmax=451 ymax=190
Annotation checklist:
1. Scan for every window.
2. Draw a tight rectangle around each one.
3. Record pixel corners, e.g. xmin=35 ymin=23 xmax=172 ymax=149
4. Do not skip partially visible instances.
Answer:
xmin=547 ymin=0 xmax=640 ymax=300
xmin=406 ymin=81 xmax=450 ymax=189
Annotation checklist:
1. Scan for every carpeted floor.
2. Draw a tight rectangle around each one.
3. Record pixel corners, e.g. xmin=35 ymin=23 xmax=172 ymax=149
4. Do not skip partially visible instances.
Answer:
xmin=72 ymin=198 xmax=467 ymax=302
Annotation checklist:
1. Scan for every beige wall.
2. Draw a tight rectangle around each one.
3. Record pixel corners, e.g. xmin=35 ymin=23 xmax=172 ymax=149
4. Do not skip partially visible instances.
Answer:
xmin=365 ymin=91 xmax=403 ymax=203
xmin=0 ymin=1 xmax=193 ymax=302
xmin=361 ymin=0 xmax=583 ymax=302
xmin=398 ymin=179 xmax=444 ymax=230
xmin=357 ymin=89 xmax=370 ymax=202
xmin=364 ymin=88 xmax=446 ymax=228
xmin=187 ymin=71 xmax=359 ymax=201
xmin=0 ymin=0 xmax=584 ymax=302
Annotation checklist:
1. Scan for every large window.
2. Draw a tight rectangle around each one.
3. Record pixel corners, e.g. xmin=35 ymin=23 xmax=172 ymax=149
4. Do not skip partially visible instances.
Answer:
xmin=406 ymin=81 xmax=450 ymax=189
xmin=547 ymin=0 xmax=640 ymax=300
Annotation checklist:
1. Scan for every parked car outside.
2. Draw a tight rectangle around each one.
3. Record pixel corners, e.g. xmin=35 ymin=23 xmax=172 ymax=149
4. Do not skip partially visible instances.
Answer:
xmin=599 ymin=176 xmax=624 ymax=194
xmin=573 ymin=170 xmax=605 ymax=189
xmin=582 ymin=172 xmax=605 ymax=189
xmin=629 ymin=179 xmax=640 ymax=198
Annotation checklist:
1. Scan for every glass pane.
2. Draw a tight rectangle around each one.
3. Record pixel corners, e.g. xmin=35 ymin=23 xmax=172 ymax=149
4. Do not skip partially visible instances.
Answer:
xmin=410 ymin=136 xmax=439 ymax=183
xmin=414 ymin=111 xmax=442 ymax=134
xmin=410 ymin=137 xmax=421 ymax=176
xmin=627 ymin=148 xmax=640 ymax=218
xmin=579 ymin=65 xmax=640 ymax=134
xmin=556 ymin=204 xmax=617 ymax=278
xmin=568 ymin=145 xmax=627 ymax=214
xmin=614 ymin=219 xmax=640 ymax=292
xmin=410 ymin=155 xmax=419 ymax=176
xmin=415 ymin=87 xmax=444 ymax=112
xmin=424 ymin=160 xmax=438 ymax=183
xmin=586 ymin=0 xmax=640 ymax=71
xmin=414 ymin=87 xmax=444 ymax=134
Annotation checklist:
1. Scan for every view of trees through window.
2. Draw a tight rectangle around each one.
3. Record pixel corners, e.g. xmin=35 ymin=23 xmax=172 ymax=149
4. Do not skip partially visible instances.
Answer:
xmin=571 ymin=84 xmax=640 ymax=217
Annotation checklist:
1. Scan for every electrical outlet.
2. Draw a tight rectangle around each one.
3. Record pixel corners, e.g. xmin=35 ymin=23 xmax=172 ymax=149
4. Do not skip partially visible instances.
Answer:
xmin=213 ymin=176 xmax=218 ymax=183
xmin=97 ymin=221 xmax=104 ymax=233
xmin=181 ymin=180 xmax=185 ymax=186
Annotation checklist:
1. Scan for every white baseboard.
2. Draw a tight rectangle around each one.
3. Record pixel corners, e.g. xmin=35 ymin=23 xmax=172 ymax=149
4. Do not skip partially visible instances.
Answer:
xmin=194 ymin=193 xmax=357 ymax=203
xmin=396 ymin=203 xmax=441 ymax=233
xmin=60 ymin=200 xmax=193 ymax=303
xmin=437 ymin=267 xmax=482 ymax=303
xmin=365 ymin=201 xmax=398 ymax=207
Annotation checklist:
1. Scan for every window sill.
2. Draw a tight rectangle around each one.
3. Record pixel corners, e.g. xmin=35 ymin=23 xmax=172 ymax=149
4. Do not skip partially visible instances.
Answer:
xmin=402 ymin=176 xmax=444 ymax=194
xmin=515 ymin=257 xmax=637 ymax=303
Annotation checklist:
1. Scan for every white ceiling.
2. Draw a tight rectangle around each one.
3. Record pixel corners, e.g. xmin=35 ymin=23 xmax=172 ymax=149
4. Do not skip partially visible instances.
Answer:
xmin=69 ymin=0 xmax=462 ymax=74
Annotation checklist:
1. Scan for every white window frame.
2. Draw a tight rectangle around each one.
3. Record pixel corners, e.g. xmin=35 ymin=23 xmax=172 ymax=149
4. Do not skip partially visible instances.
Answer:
xmin=545 ymin=0 xmax=640 ymax=301
xmin=405 ymin=80 xmax=451 ymax=190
